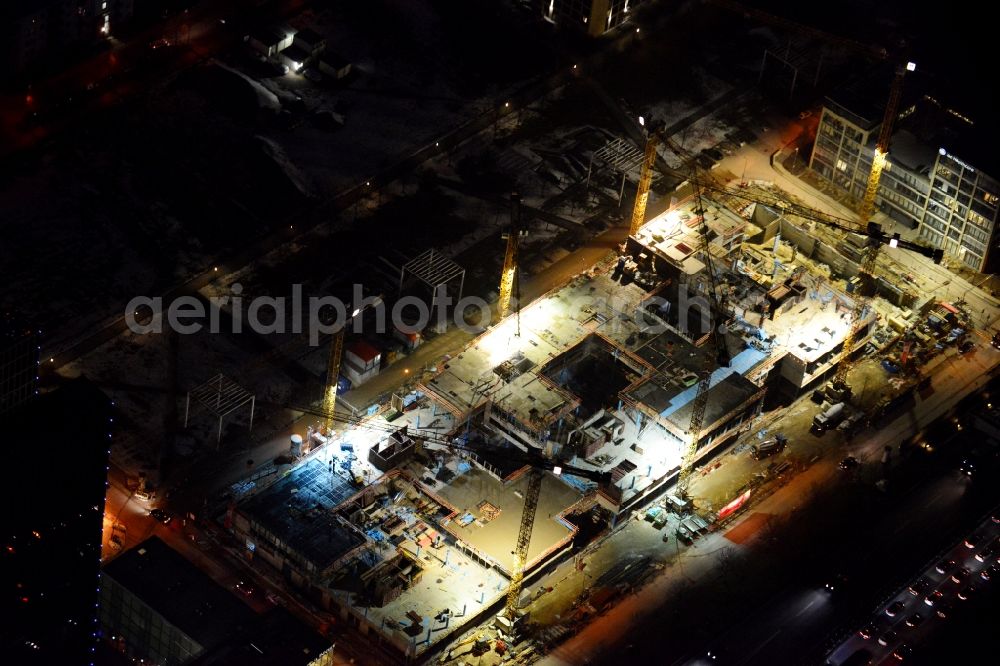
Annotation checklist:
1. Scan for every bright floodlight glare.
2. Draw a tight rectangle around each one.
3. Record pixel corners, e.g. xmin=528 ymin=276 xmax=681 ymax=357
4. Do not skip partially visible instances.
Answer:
xmin=889 ymin=238 xmax=899 ymax=248
xmin=352 ymin=308 xmax=361 ymax=317
xmin=906 ymin=61 xmax=916 ymax=71
xmin=939 ymin=147 xmax=947 ymax=155
xmin=638 ymin=115 xmax=645 ymax=127
xmin=553 ymin=466 xmax=562 ymax=476
xmin=664 ymin=209 xmax=681 ymax=232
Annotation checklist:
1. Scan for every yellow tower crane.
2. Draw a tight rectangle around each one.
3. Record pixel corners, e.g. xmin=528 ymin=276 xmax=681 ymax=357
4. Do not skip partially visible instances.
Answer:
xmin=499 ymin=455 xmax=610 ymax=624
xmin=675 ymin=180 xmax=730 ymax=496
xmin=498 ymin=193 xmax=526 ymax=327
xmin=321 ymin=298 xmax=383 ymax=436
xmin=629 ymin=129 xmax=661 ymax=236
xmin=322 ymin=329 xmax=345 ymax=436
xmin=505 ymin=468 xmax=542 ymax=621
xmin=832 ymin=61 xmax=914 ymax=393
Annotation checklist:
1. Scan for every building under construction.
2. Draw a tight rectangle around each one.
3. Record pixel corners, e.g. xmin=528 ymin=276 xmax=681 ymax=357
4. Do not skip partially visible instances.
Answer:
xmin=225 ymin=187 xmax=891 ymax=660
xmin=422 ymin=192 xmax=879 ymax=514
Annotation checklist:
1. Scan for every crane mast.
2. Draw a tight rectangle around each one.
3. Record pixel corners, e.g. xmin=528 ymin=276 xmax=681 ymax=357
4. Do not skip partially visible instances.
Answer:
xmin=629 ymin=131 xmax=660 ymax=236
xmin=504 ymin=468 xmax=543 ymax=620
xmin=322 ymin=329 xmax=345 ymax=436
xmin=676 ymin=182 xmax=728 ymax=496
xmin=498 ymin=193 xmax=523 ymax=324
xmin=833 ymin=62 xmax=912 ymax=390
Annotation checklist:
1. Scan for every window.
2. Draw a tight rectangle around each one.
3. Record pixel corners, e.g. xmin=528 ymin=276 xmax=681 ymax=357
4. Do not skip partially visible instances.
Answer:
xmin=836 ymin=159 xmax=848 ymax=172
xmin=984 ymin=192 xmax=998 ymax=205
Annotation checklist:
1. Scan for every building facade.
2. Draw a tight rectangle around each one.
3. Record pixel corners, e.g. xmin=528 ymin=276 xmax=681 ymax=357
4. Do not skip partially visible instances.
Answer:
xmin=2 ymin=0 xmax=134 ymax=75
xmin=810 ymin=97 xmax=1000 ymax=272
xmin=539 ymin=0 xmax=642 ymax=37
xmin=0 ymin=323 xmax=38 ymax=418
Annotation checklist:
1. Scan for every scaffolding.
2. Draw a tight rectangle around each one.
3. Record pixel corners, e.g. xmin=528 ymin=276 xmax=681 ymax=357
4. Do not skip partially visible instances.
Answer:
xmin=184 ymin=374 xmax=256 ymax=446
xmin=587 ymin=136 xmax=646 ymax=204
xmin=399 ymin=249 xmax=466 ymax=331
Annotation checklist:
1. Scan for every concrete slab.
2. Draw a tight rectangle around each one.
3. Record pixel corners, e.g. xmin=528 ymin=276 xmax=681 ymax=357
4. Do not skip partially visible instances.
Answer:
xmin=435 ymin=468 xmax=583 ymax=573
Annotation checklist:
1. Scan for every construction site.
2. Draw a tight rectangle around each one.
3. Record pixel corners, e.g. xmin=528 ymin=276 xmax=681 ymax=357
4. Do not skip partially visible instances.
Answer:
xmin=214 ymin=138 xmax=967 ymax=659
xmin=48 ymin=2 xmax=998 ymax=665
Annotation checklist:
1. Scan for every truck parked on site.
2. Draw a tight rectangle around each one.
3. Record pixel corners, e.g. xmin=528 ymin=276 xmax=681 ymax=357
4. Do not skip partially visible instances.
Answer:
xmin=813 ymin=402 xmax=846 ymax=431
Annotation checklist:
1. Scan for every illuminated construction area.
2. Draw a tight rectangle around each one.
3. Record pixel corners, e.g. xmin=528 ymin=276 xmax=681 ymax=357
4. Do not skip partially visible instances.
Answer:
xmin=226 ymin=188 xmax=897 ymax=660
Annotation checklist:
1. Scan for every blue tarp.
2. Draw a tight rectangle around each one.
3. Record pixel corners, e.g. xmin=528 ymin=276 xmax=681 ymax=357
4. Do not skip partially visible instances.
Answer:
xmin=560 ymin=473 xmax=596 ymax=493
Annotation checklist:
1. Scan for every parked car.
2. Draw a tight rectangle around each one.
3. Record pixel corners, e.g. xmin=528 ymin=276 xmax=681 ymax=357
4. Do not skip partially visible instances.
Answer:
xmin=892 ymin=643 xmax=913 ymax=661
xmin=924 ymin=590 xmax=944 ymax=606
xmin=885 ymin=600 xmax=905 ymax=617
xmin=881 ymin=358 xmax=901 ymax=373
xmin=975 ymin=538 xmax=1000 ymax=562
xmin=839 ymin=456 xmax=860 ymax=470
xmin=149 ymin=508 xmax=171 ymax=524
xmin=980 ymin=563 xmax=1000 ymax=581
xmin=935 ymin=558 xmax=956 ymax=575
xmin=964 ymin=534 xmax=982 ymax=549
xmin=957 ymin=584 xmax=976 ymax=600
xmin=908 ymin=579 xmax=930 ymax=596
xmin=877 ymin=629 xmax=898 ymax=646
xmin=904 ymin=612 xmax=924 ymax=628
xmin=951 ymin=566 xmax=971 ymax=584
xmin=858 ymin=623 xmax=877 ymax=640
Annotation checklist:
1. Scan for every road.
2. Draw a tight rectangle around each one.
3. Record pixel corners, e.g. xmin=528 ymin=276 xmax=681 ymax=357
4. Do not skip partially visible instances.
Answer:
xmin=827 ymin=508 xmax=1000 ymax=666
xmin=534 ymin=320 xmax=999 ymax=665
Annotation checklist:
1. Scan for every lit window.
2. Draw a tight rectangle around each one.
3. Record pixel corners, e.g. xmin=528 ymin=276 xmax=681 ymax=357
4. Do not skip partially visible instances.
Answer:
xmin=836 ymin=159 xmax=847 ymax=172
xmin=984 ymin=192 xmax=998 ymax=205
xmin=102 ymin=1 xmax=107 ymax=9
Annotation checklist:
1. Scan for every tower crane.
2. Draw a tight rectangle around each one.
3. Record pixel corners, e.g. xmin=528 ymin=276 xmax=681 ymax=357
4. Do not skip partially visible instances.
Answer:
xmin=831 ymin=61 xmax=914 ymax=393
xmin=321 ymin=298 xmax=383 ymax=436
xmin=498 ymin=193 xmax=527 ymax=332
xmin=629 ymin=125 xmax=661 ymax=236
xmin=707 ymin=0 xmax=918 ymax=393
xmin=675 ymin=178 xmax=731 ymax=496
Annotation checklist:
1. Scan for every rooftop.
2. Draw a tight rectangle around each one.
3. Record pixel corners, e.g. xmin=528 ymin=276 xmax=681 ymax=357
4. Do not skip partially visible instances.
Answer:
xmin=192 ymin=607 xmax=329 ymax=666
xmin=433 ymin=467 xmax=582 ymax=573
xmin=102 ymin=537 xmax=256 ymax=651
xmin=238 ymin=459 xmax=366 ymax=570
xmin=827 ymin=69 xmax=1000 ymax=178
